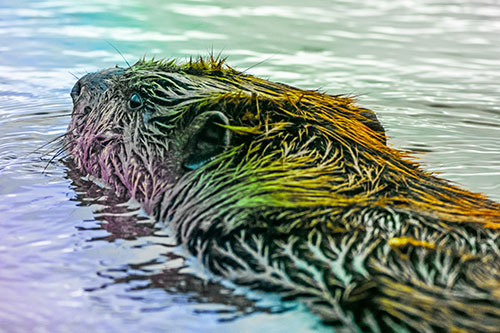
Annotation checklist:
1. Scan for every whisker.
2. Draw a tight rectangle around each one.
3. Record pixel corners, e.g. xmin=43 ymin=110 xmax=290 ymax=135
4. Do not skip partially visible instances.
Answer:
xmin=44 ymin=113 xmax=72 ymax=119
xmin=69 ymin=72 xmax=80 ymax=80
xmin=32 ymin=125 xmax=78 ymax=158
xmin=241 ymin=55 xmax=275 ymax=74
xmin=30 ymin=132 xmax=69 ymax=155
xmin=43 ymin=144 xmax=70 ymax=173
xmin=42 ymin=141 xmax=69 ymax=158
xmin=106 ymin=40 xmax=131 ymax=68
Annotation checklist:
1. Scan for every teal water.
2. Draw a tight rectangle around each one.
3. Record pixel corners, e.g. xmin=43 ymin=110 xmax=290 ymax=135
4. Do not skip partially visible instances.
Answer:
xmin=0 ymin=0 xmax=499 ymax=332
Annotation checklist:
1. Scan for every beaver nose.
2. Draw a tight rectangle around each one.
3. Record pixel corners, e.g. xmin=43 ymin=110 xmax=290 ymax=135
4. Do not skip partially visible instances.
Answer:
xmin=70 ymin=67 xmax=125 ymax=103
xmin=70 ymin=80 xmax=82 ymax=103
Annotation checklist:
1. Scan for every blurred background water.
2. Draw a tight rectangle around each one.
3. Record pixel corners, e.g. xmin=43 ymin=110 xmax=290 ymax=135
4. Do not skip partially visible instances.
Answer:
xmin=0 ymin=0 xmax=499 ymax=332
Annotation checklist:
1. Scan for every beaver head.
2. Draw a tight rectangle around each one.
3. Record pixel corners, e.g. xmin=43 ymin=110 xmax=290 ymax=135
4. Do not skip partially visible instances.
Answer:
xmin=67 ymin=56 xmax=500 ymax=331
xmin=67 ymin=57 xmax=389 ymax=212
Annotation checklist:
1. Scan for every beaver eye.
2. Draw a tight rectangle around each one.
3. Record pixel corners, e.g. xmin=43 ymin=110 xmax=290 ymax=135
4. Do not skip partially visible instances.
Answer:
xmin=128 ymin=93 xmax=143 ymax=110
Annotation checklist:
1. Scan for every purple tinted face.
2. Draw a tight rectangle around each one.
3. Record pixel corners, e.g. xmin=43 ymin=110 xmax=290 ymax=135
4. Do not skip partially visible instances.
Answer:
xmin=66 ymin=63 xmax=234 ymax=214
xmin=68 ymin=67 xmax=127 ymax=180
xmin=67 ymin=67 xmax=172 ymax=211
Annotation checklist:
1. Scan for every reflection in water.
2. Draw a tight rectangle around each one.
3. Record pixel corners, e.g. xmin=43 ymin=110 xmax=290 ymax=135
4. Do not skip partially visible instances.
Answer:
xmin=64 ymin=161 xmax=297 ymax=326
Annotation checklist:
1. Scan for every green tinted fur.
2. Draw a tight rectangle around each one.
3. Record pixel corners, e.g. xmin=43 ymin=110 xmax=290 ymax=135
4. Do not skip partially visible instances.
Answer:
xmin=67 ymin=56 xmax=500 ymax=332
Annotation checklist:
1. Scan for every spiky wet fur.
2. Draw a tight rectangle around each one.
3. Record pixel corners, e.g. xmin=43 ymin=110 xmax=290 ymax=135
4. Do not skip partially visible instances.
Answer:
xmin=67 ymin=56 xmax=500 ymax=332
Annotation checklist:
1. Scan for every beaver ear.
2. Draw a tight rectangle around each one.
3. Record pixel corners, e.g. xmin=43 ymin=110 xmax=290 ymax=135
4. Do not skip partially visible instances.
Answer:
xmin=182 ymin=111 xmax=231 ymax=170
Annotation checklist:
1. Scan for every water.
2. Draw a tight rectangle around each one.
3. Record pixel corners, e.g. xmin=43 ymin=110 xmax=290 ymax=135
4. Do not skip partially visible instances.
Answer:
xmin=1 ymin=0 xmax=499 ymax=332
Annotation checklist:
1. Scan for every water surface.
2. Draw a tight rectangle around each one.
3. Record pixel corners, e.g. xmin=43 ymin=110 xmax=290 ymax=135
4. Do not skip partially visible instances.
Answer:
xmin=1 ymin=0 xmax=499 ymax=332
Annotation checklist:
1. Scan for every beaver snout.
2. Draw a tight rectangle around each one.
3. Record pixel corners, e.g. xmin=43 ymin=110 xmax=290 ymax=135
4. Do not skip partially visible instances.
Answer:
xmin=70 ymin=67 xmax=125 ymax=104
xmin=70 ymin=80 xmax=82 ymax=103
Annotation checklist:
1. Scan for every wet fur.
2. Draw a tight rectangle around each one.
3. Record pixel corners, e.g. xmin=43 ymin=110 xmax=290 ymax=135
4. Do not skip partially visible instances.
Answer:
xmin=67 ymin=56 xmax=500 ymax=332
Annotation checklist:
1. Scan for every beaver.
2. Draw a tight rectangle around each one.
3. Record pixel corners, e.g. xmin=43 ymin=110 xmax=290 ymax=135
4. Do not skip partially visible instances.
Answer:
xmin=67 ymin=56 xmax=500 ymax=332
